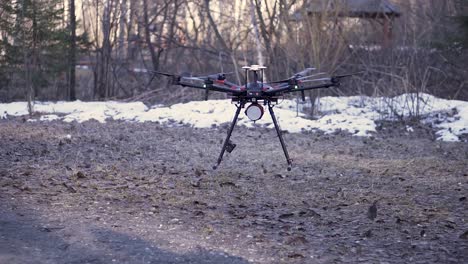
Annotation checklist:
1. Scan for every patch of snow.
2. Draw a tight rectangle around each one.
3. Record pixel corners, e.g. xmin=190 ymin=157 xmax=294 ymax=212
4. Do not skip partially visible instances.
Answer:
xmin=435 ymin=130 xmax=460 ymax=142
xmin=416 ymin=95 xmax=468 ymax=141
xmin=39 ymin=114 xmax=60 ymax=121
xmin=76 ymin=65 xmax=90 ymax=70
xmin=432 ymin=104 xmax=468 ymax=141
xmin=33 ymin=101 xmax=148 ymax=123
xmin=133 ymin=68 xmax=148 ymax=73
xmin=133 ymin=100 xmax=376 ymax=136
xmin=0 ymin=93 xmax=467 ymax=141
xmin=0 ymin=102 xmax=29 ymax=117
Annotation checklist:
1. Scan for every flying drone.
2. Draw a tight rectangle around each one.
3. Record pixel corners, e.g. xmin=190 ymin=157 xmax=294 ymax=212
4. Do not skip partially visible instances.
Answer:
xmin=154 ymin=65 xmax=360 ymax=171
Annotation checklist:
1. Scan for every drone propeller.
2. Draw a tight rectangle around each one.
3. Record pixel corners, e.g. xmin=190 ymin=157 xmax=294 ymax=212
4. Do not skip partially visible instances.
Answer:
xmin=299 ymin=72 xmax=364 ymax=84
xmin=186 ymin=72 xmax=233 ymax=81
xmin=148 ymin=70 xmax=180 ymax=77
xmin=145 ymin=70 xmax=187 ymax=85
xmin=182 ymin=72 xmax=233 ymax=101
xmin=268 ymin=79 xmax=293 ymax=84
xmin=329 ymin=71 xmax=365 ymax=83
xmin=331 ymin=71 xmax=365 ymax=79
xmin=148 ymin=69 xmax=197 ymax=80
xmin=293 ymin=67 xmax=316 ymax=78
xmin=299 ymin=77 xmax=331 ymax=83
xmin=149 ymin=70 xmax=232 ymax=101
xmin=267 ymin=67 xmax=317 ymax=84
xmin=147 ymin=70 xmax=233 ymax=81
xmin=296 ymin=72 xmax=327 ymax=81
xmin=184 ymin=77 xmax=206 ymax=81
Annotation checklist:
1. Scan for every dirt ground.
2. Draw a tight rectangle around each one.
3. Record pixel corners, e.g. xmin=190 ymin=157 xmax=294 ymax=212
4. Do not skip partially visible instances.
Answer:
xmin=0 ymin=118 xmax=467 ymax=264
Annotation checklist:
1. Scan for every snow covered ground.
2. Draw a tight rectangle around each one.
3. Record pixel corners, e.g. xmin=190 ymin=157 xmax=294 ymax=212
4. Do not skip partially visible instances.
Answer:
xmin=1 ymin=93 xmax=467 ymax=142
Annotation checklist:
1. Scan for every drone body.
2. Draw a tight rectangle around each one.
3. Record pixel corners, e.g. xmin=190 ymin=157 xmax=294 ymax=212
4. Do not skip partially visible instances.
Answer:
xmin=154 ymin=65 xmax=358 ymax=170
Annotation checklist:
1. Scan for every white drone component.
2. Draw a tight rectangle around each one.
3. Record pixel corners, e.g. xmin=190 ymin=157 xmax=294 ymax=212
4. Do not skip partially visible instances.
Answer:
xmin=242 ymin=65 xmax=267 ymax=71
xmin=245 ymin=103 xmax=264 ymax=121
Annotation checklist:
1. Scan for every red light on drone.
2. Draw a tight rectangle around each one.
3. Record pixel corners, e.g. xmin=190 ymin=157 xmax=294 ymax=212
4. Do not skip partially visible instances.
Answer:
xmin=245 ymin=103 xmax=264 ymax=121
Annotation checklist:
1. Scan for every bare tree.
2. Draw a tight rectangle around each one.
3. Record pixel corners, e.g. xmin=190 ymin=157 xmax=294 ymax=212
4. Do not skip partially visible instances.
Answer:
xmin=142 ymin=0 xmax=164 ymax=72
xmin=117 ymin=0 xmax=128 ymax=61
xmin=68 ymin=0 xmax=77 ymax=100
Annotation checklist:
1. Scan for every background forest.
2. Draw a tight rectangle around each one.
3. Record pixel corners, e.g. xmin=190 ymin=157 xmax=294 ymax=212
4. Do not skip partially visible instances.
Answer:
xmin=0 ymin=0 xmax=467 ymax=105
xmin=1 ymin=2 xmax=467 ymax=262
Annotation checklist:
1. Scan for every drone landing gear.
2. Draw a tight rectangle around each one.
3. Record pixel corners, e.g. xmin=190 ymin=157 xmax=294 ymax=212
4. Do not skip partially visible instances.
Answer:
xmin=213 ymin=105 xmax=242 ymax=170
xmin=213 ymin=102 xmax=292 ymax=171
xmin=268 ymin=103 xmax=293 ymax=171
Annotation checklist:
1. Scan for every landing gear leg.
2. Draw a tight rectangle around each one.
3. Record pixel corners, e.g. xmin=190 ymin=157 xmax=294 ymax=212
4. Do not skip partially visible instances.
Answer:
xmin=268 ymin=103 xmax=293 ymax=171
xmin=213 ymin=104 xmax=242 ymax=170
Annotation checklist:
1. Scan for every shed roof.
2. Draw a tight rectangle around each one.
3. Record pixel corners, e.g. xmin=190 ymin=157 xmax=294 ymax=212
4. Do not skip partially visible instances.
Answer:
xmin=305 ymin=0 xmax=401 ymax=18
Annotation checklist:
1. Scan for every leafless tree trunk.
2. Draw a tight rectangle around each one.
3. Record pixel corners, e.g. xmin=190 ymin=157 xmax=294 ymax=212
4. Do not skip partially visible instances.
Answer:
xmin=142 ymin=0 xmax=163 ymax=72
xmin=68 ymin=0 xmax=77 ymax=100
xmin=118 ymin=0 xmax=128 ymax=61
xmin=20 ymin=0 xmax=34 ymax=114
xmin=93 ymin=0 xmax=100 ymax=98
xmin=250 ymin=0 xmax=264 ymax=67
xmin=98 ymin=0 xmax=113 ymax=99
xmin=204 ymin=0 xmax=241 ymax=83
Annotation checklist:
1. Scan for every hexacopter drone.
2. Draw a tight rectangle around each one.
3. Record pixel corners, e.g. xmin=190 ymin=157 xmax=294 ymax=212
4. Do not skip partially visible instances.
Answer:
xmin=154 ymin=65 xmax=359 ymax=171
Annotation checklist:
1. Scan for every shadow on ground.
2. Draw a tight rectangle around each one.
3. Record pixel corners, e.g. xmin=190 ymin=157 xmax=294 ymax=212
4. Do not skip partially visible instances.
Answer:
xmin=0 ymin=205 xmax=248 ymax=264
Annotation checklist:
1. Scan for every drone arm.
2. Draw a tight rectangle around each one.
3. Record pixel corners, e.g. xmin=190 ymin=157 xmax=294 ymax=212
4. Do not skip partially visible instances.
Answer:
xmin=265 ymin=82 xmax=339 ymax=96
xmin=283 ymin=82 xmax=339 ymax=94
xmin=177 ymin=80 xmax=243 ymax=95
xmin=222 ymin=80 xmax=241 ymax=88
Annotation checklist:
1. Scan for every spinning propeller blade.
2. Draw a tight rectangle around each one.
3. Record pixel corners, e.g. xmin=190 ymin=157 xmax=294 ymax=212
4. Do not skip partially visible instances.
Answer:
xmin=329 ymin=71 xmax=364 ymax=83
xmin=148 ymin=70 xmax=234 ymax=82
xmin=293 ymin=67 xmax=316 ymax=78
xmin=299 ymin=72 xmax=364 ymax=84
xmin=182 ymin=72 xmax=234 ymax=100
xmin=268 ymin=67 xmax=317 ymax=84
xmin=148 ymin=70 xmax=179 ymax=77
xmin=184 ymin=77 xmax=206 ymax=81
xmin=332 ymin=71 xmax=365 ymax=79
xmin=190 ymin=72 xmax=234 ymax=81
xmin=297 ymin=72 xmax=327 ymax=80
xmin=299 ymin=77 xmax=331 ymax=83
xmin=268 ymin=79 xmax=292 ymax=84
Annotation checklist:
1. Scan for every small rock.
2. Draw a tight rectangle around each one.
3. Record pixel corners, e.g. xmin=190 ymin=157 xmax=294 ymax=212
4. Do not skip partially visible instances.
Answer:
xmin=287 ymin=253 xmax=305 ymax=259
xmin=191 ymin=179 xmax=201 ymax=188
xmin=420 ymin=230 xmax=426 ymax=237
xmin=367 ymin=200 xmax=378 ymax=221
xmin=459 ymin=230 xmax=468 ymax=239
xmin=286 ymin=236 xmax=308 ymax=246
xmin=364 ymin=229 xmax=372 ymax=237
xmin=195 ymin=168 xmax=203 ymax=177
xmin=193 ymin=211 xmax=205 ymax=217
xmin=58 ymin=243 xmax=70 ymax=251
xmin=76 ymin=171 xmax=86 ymax=179
xmin=169 ymin=218 xmax=181 ymax=224
xmin=279 ymin=212 xmax=295 ymax=219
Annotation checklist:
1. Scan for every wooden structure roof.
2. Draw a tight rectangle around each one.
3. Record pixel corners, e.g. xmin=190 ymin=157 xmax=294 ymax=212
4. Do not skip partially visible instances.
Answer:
xmin=304 ymin=0 xmax=401 ymax=18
